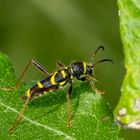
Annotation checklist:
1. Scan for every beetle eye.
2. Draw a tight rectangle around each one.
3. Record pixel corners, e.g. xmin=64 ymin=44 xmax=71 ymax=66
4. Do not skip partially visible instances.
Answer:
xmin=89 ymin=69 xmax=92 ymax=74
xmin=87 ymin=66 xmax=93 ymax=75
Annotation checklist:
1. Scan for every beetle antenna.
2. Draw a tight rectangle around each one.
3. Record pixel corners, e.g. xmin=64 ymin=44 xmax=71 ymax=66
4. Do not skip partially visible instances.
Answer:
xmin=92 ymin=46 xmax=104 ymax=63
xmin=92 ymin=59 xmax=114 ymax=67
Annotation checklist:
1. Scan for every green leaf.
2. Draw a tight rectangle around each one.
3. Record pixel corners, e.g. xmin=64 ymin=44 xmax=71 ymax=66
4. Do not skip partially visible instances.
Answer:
xmin=0 ymin=52 xmax=121 ymax=139
xmin=114 ymin=0 xmax=140 ymax=130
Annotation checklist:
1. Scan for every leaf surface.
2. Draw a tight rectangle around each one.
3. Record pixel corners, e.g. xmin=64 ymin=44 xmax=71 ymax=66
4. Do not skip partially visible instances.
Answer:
xmin=114 ymin=0 xmax=140 ymax=130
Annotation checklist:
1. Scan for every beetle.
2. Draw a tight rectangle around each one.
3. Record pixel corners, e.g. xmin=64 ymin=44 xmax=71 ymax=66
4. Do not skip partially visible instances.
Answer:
xmin=1 ymin=46 xmax=113 ymax=133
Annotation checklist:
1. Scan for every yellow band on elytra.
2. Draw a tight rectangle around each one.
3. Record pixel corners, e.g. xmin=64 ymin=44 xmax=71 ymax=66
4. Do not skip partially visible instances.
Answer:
xmin=59 ymin=81 xmax=66 ymax=86
xmin=50 ymin=72 xmax=57 ymax=85
xmin=26 ymin=89 xmax=30 ymax=97
xmin=37 ymin=82 xmax=43 ymax=88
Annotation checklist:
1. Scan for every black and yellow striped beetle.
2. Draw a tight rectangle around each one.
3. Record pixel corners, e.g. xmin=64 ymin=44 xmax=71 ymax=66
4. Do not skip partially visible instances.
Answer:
xmin=3 ymin=46 xmax=113 ymax=133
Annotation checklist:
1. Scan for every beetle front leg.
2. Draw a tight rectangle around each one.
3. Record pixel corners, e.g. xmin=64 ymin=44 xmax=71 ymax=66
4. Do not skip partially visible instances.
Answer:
xmin=86 ymin=75 xmax=105 ymax=94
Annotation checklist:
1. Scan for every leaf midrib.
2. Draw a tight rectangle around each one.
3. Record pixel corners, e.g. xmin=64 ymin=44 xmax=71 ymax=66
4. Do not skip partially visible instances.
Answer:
xmin=0 ymin=100 xmax=75 ymax=140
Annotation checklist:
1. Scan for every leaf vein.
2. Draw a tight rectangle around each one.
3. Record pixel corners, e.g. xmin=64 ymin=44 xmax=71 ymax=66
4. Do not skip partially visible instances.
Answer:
xmin=0 ymin=100 xmax=75 ymax=140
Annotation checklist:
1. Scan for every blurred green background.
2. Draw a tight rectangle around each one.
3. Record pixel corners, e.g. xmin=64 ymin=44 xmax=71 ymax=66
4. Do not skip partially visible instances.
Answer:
xmin=0 ymin=0 xmax=140 ymax=139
